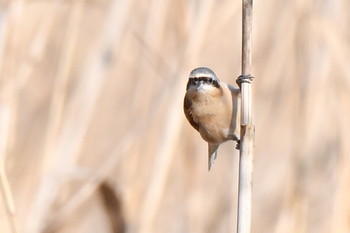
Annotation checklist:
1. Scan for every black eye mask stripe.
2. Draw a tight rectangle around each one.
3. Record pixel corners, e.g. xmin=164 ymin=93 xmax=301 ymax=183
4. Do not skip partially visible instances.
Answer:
xmin=187 ymin=77 xmax=220 ymax=90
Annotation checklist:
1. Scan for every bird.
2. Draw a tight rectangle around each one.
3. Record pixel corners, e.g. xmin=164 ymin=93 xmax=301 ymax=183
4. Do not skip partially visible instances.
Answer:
xmin=183 ymin=67 xmax=240 ymax=170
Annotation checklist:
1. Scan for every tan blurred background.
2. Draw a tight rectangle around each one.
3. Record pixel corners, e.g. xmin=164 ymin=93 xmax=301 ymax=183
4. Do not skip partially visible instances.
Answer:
xmin=0 ymin=0 xmax=350 ymax=233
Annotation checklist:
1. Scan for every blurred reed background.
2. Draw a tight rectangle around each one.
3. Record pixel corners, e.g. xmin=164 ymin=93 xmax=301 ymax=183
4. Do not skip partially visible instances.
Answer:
xmin=0 ymin=0 xmax=349 ymax=233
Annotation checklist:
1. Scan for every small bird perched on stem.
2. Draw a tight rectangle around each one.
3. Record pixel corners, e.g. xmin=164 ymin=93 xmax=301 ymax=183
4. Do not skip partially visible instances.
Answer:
xmin=183 ymin=67 xmax=240 ymax=170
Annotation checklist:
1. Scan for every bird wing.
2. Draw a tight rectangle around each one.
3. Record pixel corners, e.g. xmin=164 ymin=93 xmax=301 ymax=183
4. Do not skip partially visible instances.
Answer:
xmin=227 ymin=83 xmax=240 ymax=142
xmin=227 ymin=83 xmax=240 ymax=97
xmin=183 ymin=95 xmax=200 ymax=131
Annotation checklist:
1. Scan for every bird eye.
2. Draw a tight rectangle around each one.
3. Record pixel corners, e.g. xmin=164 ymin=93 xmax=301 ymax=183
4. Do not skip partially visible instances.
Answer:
xmin=213 ymin=80 xmax=219 ymax=87
xmin=208 ymin=78 xmax=213 ymax=83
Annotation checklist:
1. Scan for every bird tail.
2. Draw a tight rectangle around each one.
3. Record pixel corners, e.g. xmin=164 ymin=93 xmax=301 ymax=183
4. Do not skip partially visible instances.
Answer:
xmin=208 ymin=144 xmax=219 ymax=171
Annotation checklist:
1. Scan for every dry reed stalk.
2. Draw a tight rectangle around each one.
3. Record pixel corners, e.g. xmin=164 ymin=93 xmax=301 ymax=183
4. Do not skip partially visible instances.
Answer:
xmin=43 ymin=64 xmax=175 ymax=231
xmin=331 ymin=89 xmax=350 ymax=233
xmin=0 ymin=110 xmax=19 ymax=233
xmin=30 ymin=0 xmax=135 ymax=231
xmin=281 ymin=3 xmax=337 ymax=232
xmin=40 ymin=17 xmax=192 ymax=229
xmin=42 ymin=0 xmax=86 ymax=172
xmin=27 ymin=1 xmax=86 ymax=232
xmin=1 ymin=6 xmax=52 ymax=230
xmin=0 ymin=169 xmax=19 ymax=233
xmin=137 ymin=1 xmax=217 ymax=233
xmin=272 ymin=21 xmax=300 ymax=233
xmin=0 ymin=2 xmax=22 ymax=233
xmin=129 ymin=0 xmax=171 ymax=119
xmin=236 ymin=0 xmax=254 ymax=233
xmin=98 ymin=182 xmax=125 ymax=233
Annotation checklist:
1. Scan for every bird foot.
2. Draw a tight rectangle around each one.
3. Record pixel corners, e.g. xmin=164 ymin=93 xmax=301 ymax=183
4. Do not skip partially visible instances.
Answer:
xmin=235 ymin=140 xmax=240 ymax=150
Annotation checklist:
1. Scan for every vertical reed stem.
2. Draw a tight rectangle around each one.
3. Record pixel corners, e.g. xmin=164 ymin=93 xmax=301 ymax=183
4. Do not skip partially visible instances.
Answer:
xmin=236 ymin=0 xmax=254 ymax=233
xmin=0 ymin=166 xmax=19 ymax=233
xmin=0 ymin=5 xmax=19 ymax=233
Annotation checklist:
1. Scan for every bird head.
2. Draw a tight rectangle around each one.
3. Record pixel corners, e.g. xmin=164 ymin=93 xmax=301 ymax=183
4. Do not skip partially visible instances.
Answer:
xmin=186 ymin=67 xmax=220 ymax=93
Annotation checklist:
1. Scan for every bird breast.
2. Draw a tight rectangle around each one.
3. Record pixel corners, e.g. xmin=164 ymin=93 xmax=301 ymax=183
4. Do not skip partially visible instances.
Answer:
xmin=186 ymin=86 xmax=236 ymax=144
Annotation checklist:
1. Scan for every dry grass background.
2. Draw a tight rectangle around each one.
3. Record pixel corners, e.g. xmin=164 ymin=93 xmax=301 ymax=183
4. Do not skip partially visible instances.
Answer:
xmin=0 ymin=0 xmax=349 ymax=233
